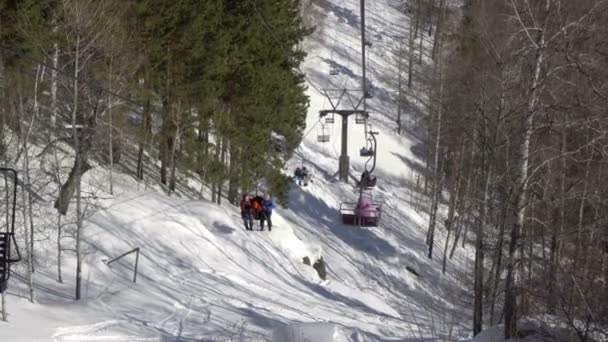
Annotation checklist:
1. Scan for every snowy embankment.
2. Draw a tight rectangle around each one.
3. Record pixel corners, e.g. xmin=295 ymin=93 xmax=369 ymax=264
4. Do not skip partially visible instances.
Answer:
xmin=2 ymin=0 xmax=476 ymax=341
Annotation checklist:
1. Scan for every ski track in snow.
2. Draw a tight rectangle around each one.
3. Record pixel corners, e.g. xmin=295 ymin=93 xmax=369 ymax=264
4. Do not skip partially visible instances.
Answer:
xmin=1 ymin=0 xmax=476 ymax=341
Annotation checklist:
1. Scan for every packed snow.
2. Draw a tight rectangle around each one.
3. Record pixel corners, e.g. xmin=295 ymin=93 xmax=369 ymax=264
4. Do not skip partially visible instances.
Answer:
xmin=1 ymin=0 xmax=477 ymax=341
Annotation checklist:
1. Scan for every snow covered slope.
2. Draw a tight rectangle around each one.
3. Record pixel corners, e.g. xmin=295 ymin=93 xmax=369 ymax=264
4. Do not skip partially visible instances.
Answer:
xmin=1 ymin=0 xmax=475 ymax=341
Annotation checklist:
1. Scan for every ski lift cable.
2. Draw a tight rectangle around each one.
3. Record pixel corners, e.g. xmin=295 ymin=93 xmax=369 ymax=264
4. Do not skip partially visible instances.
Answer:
xmin=246 ymin=0 xmax=325 ymax=96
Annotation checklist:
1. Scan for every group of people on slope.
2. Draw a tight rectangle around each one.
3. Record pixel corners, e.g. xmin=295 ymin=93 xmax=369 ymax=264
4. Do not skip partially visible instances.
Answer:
xmin=240 ymin=192 xmax=276 ymax=231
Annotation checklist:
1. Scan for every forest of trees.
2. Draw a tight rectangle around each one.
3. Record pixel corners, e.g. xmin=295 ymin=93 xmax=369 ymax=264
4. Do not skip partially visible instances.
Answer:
xmin=421 ymin=0 xmax=608 ymax=340
xmin=0 ymin=0 xmax=310 ymax=304
xmin=1 ymin=0 xmax=607 ymax=340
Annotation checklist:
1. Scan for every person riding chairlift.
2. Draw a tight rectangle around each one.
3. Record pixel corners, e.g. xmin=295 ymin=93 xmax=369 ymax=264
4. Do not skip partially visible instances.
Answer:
xmin=294 ymin=167 xmax=312 ymax=186
xmin=360 ymin=169 xmax=376 ymax=188
xmin=294 ymin=167 xmax=303 ymax=185
xmin=360 ymin=146 xmax=374 ymax=156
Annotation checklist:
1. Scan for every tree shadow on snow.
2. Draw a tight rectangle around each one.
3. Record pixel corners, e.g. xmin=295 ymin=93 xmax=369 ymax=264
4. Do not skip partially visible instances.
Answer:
xmin=212 ymin=221 xmax=235 ymax=235
xmin=315 ymin=0 xmax=361 ymax=29
xmin=295 ymin=277 xmax=400 ymax=320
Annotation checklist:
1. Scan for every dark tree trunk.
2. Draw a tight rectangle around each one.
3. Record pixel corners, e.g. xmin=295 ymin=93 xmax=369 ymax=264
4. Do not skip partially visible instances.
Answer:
xmin=136 ymin=99 xmax=151 ymax=180
xmin=54 ymin=139 xmax=92 ymax=215
xmin=490 ymin=190 xmax=509 ymax=324
xmin=217 ymin=136 xmax=228 ymax=205
xmin=227 ymin=143 xmax=240 ymax=205
xmin=160 ymin=100 xmax=176 ymax=186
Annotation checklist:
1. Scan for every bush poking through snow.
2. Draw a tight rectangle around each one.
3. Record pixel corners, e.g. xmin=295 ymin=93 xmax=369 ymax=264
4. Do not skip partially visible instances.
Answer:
xmin=302 ymin=256 xmax=311 ymax=266
xmin=313 ymin=257 xmax=327 ymax=280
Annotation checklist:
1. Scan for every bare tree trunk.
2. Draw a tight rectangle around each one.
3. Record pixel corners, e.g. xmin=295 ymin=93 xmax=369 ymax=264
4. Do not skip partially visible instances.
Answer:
xmin=160 ymin=108 xmax=169 ymax=186
xmin=548 ymin=129 xmax=567 ymax=313
xmin=413 ymin=0 xmax=420 ymax=38
xmin=211 ymin=181 xmax=217 ymax=203
xmin=451 ymin=164 xmax=473 ymax=257
xmin=51 ymin=30 xmax=59 ymax=130
xmin=27 ymin=66 xmax=43 ymax=275
xmin=504 ymin=1 xmax=550 ymax=337
xmin=426 ymin=42 xmax=445 ymax=256
xmin=73 ymin=34 xmax=83 ymax=301
xmin=212 ymin=136 xmax=222 ymax=204
xmin=1 ymin=171 xmax=7 ymax=320
xmin=227 ymin=142 xmax=240 ymax=205
xmin=462 ymin=170 xmax=478 ymax=248
xmin=418 ymin=10 xmax=424 ymax=65
xmin=489 ymin=189 xmax=508 ymax=324
xmin=57 ymin=213 xmax=63 ymax=283
xmin=431 ymin=0 xmax=446 ymax=61
xmin=217 ymin=136 xmax=228 ymax=205
xmin=1 ymin=292 xmax=5 ymax=321
xmin=577 ymin=154 xmax=592 ymax=281
xmin=169 ymin=122 xmax=180 ymax=194
xmin=54 ymin=157 xmax=92 ymax=215
xmin=19 ymin=64 xmax=42 ymax=302
xmin=50 ymin=133 xmax=64 ymax=283
xmin=108 ymin=57 xmax=114 ymax=195
xmin=427 ymin=0 xmax=434 ymax=36
xmin=443 ymin=141 xmax=465 ymax=273
xmin=397 ymin=43 xmax=404 ymax=135
xmin=408 ymin=10 xmax=415 ymax=89
xmin=136 ymin=99 xmax=151 ymax=180
xmin=427 ymin=73 xmax=444 ymax=259
xmin=474 ymin=162 xmax=492 ymax=336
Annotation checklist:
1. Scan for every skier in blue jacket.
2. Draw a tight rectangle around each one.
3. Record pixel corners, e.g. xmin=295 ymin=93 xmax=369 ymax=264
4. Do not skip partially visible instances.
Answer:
xmin=263 ymin=192 xmax=276 ymax=231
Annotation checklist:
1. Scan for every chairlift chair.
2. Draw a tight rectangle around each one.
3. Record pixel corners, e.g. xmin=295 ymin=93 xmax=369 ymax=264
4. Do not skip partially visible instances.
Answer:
xmin=360 ymin=132 xmax=376 ymax=157
xmin=317 ymin=124 xmax=330 ymax=143
xmin=360 ymin=146 xmax=374 ymax=157
xmin=356 ymin=176 xmax=377 ymax=189
xmin=0 ymin=168 xmax=21 ymax=293
xmin=339 ymin=198 xmax=382 ymax=227
xmin=329 ymin=66 xmax=340 ymax=76
xmin=358 ymin=131 xmax=379 ymax=187
xmin=355 ymin=112 xmax=368 ymax=124
xmin=325 ymin=114 xmax=335 ymax=124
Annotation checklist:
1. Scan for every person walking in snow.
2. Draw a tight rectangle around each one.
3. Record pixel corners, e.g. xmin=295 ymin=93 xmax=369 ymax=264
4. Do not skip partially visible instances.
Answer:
xmin=240 ymin=193 xmax=254 ymax=231
xmin=251 ymin=195 xmax=267 ymax=231
xmin=263 ymin=192 xmax=276 ymax=231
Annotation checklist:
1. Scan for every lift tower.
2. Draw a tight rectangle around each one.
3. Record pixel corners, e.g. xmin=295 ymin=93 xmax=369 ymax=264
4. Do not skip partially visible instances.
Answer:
xmin=319 ymin=0 xmax=368 ymax=183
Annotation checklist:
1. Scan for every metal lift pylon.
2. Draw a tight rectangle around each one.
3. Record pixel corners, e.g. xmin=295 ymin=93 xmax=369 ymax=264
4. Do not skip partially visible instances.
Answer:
xmin=319 ymin=89 xmax=368 ymax=183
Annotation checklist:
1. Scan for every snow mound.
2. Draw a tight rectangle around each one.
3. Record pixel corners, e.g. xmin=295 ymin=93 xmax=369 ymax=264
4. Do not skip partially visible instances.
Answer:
xmin=272 ymin=322 xmax=367 ymax=342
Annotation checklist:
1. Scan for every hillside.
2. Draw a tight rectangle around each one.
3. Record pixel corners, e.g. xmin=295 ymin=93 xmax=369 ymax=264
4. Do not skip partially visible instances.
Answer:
xmin=0 ymin=0 xmax=475 ymax=341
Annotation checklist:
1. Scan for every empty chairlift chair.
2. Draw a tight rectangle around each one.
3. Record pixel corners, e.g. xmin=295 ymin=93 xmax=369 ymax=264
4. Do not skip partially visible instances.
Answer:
xmin=317 ymin=124 xmax=330 ymax=143
xmin=355 ymin=112 xmax=368 ymax=124
xmin=360 ymin=137 xmax=374 ymax=157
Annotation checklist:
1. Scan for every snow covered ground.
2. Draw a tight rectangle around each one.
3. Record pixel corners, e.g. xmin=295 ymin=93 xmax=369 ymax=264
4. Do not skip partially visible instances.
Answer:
xmin=1 ymin=0 xmax=476 ymax=341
